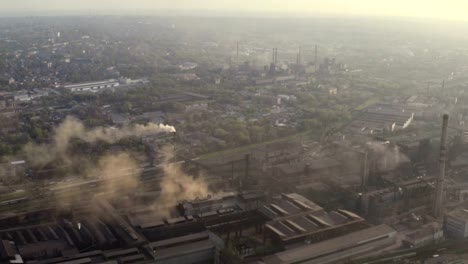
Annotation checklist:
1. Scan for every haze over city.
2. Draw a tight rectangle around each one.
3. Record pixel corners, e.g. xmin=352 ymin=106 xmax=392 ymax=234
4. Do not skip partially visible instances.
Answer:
xmin=1 ymin=1 xmax=468 ymax=264
xmin=1 ymin=0 xmax=468 ymax=21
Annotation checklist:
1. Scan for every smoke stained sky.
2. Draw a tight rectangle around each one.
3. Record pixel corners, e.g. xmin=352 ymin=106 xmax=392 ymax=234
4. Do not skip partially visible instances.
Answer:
xmin=1 ymin=0 xmax=468 ymax=21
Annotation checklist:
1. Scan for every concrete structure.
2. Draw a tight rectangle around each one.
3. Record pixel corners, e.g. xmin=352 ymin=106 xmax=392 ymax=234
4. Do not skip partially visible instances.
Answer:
xmin=61 ymin=79 xmax=119 ymax=93
xmin=365 ymin=176 xmax=434 ymax=224
xmin=433 ymin=114 xmax=449 ymax=218
xmin=261 ymin=225 xmax=396 ymax=264
xmin=272 ymin=158 xmax=341 ymax=186
xmin=347 ymin=103 xmax=414 ymax=134
xmin=402 ymin=223 xmax=444 ymax=248
xmin=444 ymin=208 xmax=468 ymax=239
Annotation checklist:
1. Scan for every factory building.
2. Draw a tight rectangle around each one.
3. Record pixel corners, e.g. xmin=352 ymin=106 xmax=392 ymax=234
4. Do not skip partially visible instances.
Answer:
xmin=143 ymin=231 xmax=224 ymax=264
xmin=0 ymin=222 xmax=147 ymax=264
xmin=444 ymin=208 xmax=468 ymax=239
xmin=260 ymin=224 xmax=397 ymax=264
xmin=0 ymin=195 xmax=230 ymax=264
xmin=347 ymin=103 xmax=414 ymax=134
xmin=272 ymin=158 xmax=341 ymax=186
xmin=132 ymin=192 xmax=265 ymax=242
xmin=61 ymin=79 xmax=120 ymax=93
xmin=260 ymin=193 xmax=368 ymax=247
xmin=402 ymin=223 xmax=444 ymax=248
xmin=0 ymin=219 xmax=122 ymax=261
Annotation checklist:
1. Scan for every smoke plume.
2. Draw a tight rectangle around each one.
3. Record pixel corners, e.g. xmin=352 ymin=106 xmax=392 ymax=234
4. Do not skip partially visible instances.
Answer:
xmin=52 ymin=152 xmax=141 ymax=208
xmin=21 ymin=116 xmax=213 ymax=217
xmin=91 ymin=153 xmax=141 ymax=194
xmin=25 ymin=116 xmax=176 ymax=167
xmin=153 ymin=146 xmax=210 ymax=216
xmin=367 ymin=141 xmax=409 ymax=171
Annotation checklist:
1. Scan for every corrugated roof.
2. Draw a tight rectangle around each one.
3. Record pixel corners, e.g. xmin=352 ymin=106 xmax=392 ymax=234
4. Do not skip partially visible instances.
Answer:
xmin=154 ymin=240 xmax=214 ymax=260
xmin=55 ymin=258 xmax=92 ymax=264
xmin=263 ymin=225 xmax=396 ymax=264
xmin=148 ymin=232 xmax=209 ymax=249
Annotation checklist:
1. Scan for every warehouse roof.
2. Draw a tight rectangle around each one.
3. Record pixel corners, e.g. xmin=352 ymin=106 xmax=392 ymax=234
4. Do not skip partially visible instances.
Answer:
xmin=263 ymin=224 xmax=396 ymax=264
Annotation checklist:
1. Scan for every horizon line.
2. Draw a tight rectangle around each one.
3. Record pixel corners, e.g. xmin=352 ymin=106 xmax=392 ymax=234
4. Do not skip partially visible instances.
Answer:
xmin=0 ymin=8 xmax=467 ymax=24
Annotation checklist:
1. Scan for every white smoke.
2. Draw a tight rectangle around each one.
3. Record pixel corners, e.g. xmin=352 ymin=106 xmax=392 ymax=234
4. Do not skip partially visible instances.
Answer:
xmin=25 ymin=116 xmax=176 ymax=167
xmin=366 ymin=141 xmax=409 ymax=171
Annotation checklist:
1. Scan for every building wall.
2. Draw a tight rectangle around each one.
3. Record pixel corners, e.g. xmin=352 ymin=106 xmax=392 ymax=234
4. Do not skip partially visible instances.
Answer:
xmin=155 ymin=249 xmax=214 ymax=264
xmin=445 ymin=215 xmax=468 ymax=239
xmin=65 ymin=81 xmax=119 ymax=93
xmin=403 ymin=230 xmax=443 ymax=248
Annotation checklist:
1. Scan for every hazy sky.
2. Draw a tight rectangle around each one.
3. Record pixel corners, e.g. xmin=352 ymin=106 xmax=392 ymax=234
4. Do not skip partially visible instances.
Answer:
xmin=1 ymin=0 xmax=468 ymax=21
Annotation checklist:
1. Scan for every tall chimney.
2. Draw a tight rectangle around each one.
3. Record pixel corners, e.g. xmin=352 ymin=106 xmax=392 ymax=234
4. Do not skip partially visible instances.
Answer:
xmin=433 ymin=114 xmax=449 ymax=218
xmin=362 ymin=151 xmax=369 ymax=189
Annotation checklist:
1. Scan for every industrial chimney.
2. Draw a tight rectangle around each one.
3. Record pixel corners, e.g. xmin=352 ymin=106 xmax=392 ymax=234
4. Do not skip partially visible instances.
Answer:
xmin=432 ymin=114 xmax=449 ymax=218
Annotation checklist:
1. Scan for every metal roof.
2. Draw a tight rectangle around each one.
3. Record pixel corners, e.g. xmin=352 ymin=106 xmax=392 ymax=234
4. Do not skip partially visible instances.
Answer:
xmin=263 ymin=225 xmax=396 ymax=264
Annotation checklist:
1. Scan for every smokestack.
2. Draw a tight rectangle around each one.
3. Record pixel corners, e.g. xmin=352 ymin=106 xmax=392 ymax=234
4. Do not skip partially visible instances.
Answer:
xmin=362 ymin=151 xmax=369 ymax=189
xmin=433 ymin=114 xmax=449 ymax=218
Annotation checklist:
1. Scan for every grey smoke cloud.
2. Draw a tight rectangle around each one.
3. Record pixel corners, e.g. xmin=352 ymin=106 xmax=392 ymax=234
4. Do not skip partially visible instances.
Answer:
xmin=366 ymin=141 xmax=409 ymax=172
